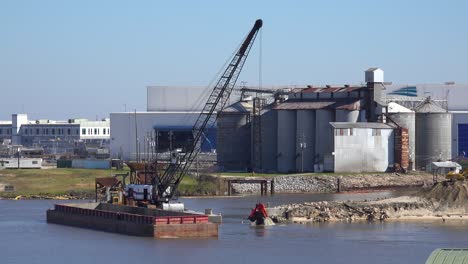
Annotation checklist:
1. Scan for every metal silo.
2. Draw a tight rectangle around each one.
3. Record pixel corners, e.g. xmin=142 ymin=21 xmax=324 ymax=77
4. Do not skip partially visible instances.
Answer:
xmin=277 ymin=110 xmax=297 ymax=173
xmin=335 ymin=109 xmax=359 ymax=123
xmin=216 ymin=100 xmax=253 ymax=171
xmin=296 ymin=110 xmax=316 ymax=172
xmin=387 ymin=102 xmax=416 ymax=170
xmin=415 ymin=98 xmax=452 ymax=170
xmin=260 ymin=107 xmax=278 ymax=172
xmin=315 ymin=109 xmax=335 ymax=171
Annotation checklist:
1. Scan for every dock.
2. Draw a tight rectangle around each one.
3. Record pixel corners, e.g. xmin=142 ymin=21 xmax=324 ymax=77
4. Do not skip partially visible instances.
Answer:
xmin=227 ymin=178 xmax=275 ymax=196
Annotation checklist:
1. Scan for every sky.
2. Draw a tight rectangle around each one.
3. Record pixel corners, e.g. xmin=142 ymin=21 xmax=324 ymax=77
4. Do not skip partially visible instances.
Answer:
xmin=1 ymin=0 xmax=467 ymax=120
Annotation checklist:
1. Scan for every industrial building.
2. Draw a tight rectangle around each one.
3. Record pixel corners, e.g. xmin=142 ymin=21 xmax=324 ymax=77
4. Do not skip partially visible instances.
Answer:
xmin=217 ymin=68 xmax=466 ymax=173
xmin=112 ymin=73 xmax=468 ymax=173
xmin=110 ymin=86 xmax=222 ymax=160
xmin=0 ymin=114 xmax=110 ymax=155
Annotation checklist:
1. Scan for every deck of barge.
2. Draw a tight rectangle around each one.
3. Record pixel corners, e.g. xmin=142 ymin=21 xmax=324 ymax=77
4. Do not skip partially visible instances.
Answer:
xmin=47 ymin=203 xmax=218 ymax=239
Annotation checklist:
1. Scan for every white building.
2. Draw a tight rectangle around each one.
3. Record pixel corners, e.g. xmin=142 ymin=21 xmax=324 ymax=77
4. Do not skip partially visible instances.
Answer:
xmin=111 ymin=86 xmax=221 ymax=161
xmin=329 ymin=122 xmax=394 ymax=172
xmin=0 ymin=114 xmax=110 ymax=154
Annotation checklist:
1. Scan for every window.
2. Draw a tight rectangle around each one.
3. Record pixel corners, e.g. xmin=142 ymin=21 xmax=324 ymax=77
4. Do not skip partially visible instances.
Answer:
xmin=67 ymin=128 xmax=71 ymax=135
xmin=76 ymin=129 xmax=79 ymax=135
xmin=0 ymin=128 xmax=3 ymax=134
xmin=103 ymin=128 xmax=106 ymax=135
xmin=25 ymin=129 xmax=28 ymax=135
xmin=7 ymin=129 xmax=11 ymax=135
xmin=82 ymin=128 xmax=86 ymax=135
xmin=32 ymin=161 xmax=38 ymax=165
xmin=94 ymin=128 xmax=98 ymax=135
xmin=350 ymin=128 xmax=353 ymax=136
xmin=36 ymin=128 xmax=40 ymax=134
xmin=51 ymin=128 xmax=55 ymax=135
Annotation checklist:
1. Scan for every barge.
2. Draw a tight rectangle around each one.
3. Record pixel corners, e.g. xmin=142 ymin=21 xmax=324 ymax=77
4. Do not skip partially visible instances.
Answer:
xmin=47 ymin=203 xmax=218 ymax=239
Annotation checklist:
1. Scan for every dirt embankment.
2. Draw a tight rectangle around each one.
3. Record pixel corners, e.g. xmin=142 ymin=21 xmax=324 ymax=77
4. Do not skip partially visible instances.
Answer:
xmin=269 ymin=181 xmax=468 ymax=223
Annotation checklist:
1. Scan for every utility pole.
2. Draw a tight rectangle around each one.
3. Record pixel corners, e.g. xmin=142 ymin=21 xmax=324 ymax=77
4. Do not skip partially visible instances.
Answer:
xmin=299 ymin=133 xmax=306 ymax=173
xmin=17 ymin=147 xmax=20 ymax=169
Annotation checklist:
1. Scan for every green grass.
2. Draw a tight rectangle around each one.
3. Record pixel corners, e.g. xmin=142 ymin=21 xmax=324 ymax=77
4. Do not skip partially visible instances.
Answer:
xmin=0 ymin=168 xmax=203 ymax=198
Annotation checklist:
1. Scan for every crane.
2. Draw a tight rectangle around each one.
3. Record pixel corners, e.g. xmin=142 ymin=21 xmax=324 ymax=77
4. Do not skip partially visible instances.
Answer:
xmin=124 ymin=19 xmax=263 ymax=206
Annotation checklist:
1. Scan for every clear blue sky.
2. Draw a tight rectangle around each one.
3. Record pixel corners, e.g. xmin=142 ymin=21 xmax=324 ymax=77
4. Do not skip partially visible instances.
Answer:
xmin=1 ymin=0 xmax=467 ymax=120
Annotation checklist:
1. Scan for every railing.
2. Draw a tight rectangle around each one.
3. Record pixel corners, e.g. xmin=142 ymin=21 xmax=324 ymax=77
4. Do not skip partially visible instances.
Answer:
xmin=54 ymin=204 xmax=209 ymax=225
xmin=154 ymin=215 xmax=209 ymax=225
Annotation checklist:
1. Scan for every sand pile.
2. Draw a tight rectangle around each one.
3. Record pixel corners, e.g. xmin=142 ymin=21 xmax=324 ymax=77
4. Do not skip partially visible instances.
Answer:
xmin=420 ymin=181 xmax=468 ymax=211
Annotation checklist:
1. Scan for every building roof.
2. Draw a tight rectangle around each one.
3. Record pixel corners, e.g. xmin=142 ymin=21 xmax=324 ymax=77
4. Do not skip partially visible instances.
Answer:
xmin=221 ymin=101 xmax=253 ymax=113
xmin=330 ymin=122 xmax=393 ymax=129
xmin=273 ymin=99 xmax=363 ymax=111
xmin=387 ymin=102 xmax=414 ymax=113
xmin=431 ymin=161 xmax=462 ymax=169
xmin=415 ymin=98 xmax=447 ymax=113
xmin=425 ymin=249 xmax=468 ymax=264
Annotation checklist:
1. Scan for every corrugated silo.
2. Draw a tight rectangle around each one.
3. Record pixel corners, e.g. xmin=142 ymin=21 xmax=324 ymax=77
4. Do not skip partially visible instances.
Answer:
xmin=387 ymin=102 xmax=416 ymax=170
xmin=296 ymin=110 xmax=315 ymax=172
xmin=415 ymin=99 xmax=452 ymax=170
xmin=277 ymin=110 xmax=297 ymax=173
xmin=335 ymin=109 xmax=359 ymax=123
xmin=315 ymin=109 xmax=334 ymax=171
xmin=260 ymin=108 xmax=278 ymax=172
xmin=216 ymin=100 xmax=252 ymax=171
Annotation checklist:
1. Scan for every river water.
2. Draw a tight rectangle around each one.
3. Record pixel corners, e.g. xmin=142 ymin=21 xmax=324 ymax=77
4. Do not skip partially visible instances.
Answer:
xmin=1 ymin=190 xmax=467 ymax=264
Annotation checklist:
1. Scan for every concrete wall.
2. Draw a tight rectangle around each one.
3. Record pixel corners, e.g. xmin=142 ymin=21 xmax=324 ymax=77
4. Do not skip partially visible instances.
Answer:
xmin=295 ymin=110 xmax=315 ymax=172
xmin=277 ymin=110 xmax=296 ymax=173
xmin=333 ymin=128 xmax=394 ymax=172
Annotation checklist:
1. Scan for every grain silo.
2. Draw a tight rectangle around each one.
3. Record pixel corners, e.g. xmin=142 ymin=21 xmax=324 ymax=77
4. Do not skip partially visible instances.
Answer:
xmin=415 ymin=98 xmax=452 ymax=170
xmin=387 ymin=102 xmax=416 ymax=170
xmin=216 ymin=99 xmax=253 ymax=171
xmin=296 ymin=110 xmax=316 ymax=172
xmin=315 ymin=109 xmax=335 ymax=171
xmin=335 ymin=109 xmax=360 ymax=123
xmin=276 ymin=110 xmax=297 ymax=173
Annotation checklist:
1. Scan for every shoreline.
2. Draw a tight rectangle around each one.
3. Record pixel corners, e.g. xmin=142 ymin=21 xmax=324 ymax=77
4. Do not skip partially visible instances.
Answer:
xmin=1 ymin=185 xmax=422 ymax=200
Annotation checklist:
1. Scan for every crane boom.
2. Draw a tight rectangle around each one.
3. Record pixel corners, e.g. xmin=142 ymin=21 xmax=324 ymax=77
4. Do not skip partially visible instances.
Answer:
xmin=156 ymin=19 xmax=263 ymax=202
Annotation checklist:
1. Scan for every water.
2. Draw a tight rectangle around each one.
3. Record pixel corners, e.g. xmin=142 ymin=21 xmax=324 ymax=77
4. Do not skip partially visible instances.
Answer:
xmin=1 ymin=190 xmax=467 ymax=264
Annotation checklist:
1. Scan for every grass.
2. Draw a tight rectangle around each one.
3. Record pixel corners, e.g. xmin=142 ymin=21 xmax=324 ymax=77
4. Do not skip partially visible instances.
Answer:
xmin=0 ymin=168 xmax=206 ymax=198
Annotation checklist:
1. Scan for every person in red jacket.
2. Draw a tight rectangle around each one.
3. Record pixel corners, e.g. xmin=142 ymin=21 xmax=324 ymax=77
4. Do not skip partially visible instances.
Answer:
xmin=248 ymin=203 xmax=268 ymax=225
